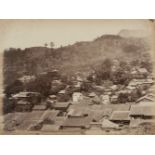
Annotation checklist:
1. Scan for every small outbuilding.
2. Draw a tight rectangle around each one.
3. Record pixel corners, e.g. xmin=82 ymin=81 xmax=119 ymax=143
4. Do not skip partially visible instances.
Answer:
xmin=110 ymin=111 xmax=130 ymax=124
xmin=130 ymin=105 xmax=155 ymax=119
xmin=72 ymin=92 xmax=83 ymax=103
xmin=53 ymin=102 xmax=71 ymax=111
xmin=61 ymin=116 xmax=92 ymax=129
xmin=32 ymin=104 xmax=47 ymax=111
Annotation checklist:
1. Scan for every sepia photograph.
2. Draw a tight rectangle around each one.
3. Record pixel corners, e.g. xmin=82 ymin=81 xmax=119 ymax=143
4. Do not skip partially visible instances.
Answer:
xmin=0 ymin=19 xmax=155 ymax=135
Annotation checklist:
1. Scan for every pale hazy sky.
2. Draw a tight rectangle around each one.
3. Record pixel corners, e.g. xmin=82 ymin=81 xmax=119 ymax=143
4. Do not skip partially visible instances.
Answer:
xmin=0 ymin=19 xmax=152 ymax=50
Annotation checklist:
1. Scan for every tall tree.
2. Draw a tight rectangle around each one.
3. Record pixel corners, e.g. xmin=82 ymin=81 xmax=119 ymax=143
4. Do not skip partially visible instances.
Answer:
xmin=44 ymin=43 xmax=48 ymax=47
xmin=50 ymin=42 xmax=54 ymax=48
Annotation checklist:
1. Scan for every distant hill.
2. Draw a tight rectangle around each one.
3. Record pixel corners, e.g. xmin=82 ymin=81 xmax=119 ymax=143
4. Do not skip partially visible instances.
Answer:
xmin=118 ymin=29 xmax=150 ymax=38
xmin=3 ymin=31 xmax=152 ymax=85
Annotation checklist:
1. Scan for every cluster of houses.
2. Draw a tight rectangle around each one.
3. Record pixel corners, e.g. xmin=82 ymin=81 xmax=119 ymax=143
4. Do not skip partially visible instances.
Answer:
xmin=2 ymin=64 xmax=155 ymax=134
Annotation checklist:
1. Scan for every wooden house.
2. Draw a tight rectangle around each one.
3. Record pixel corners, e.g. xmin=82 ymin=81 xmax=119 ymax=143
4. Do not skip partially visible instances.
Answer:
xmin=32 ymin=104 xmax=47 ymax=111
xmin=15 ymin=100 xmax=33 ymax=112
xmin=53 ymin=102 xmax=71 ymax=111
xmin=110 ymin=111 xmax=130 ymax=124
xmin=61 ymin=116 xmax=92 ymax=129
xmin=130 ymin=105 xmax=155 ymax=119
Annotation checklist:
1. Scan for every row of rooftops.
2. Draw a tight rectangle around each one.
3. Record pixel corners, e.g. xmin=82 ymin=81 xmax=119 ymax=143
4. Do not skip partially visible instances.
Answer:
xmin=12 ymin=91 xmax=41 ymax=98
xmin=128 ymin=78 xmax=154 ymax=87
xmin=3 ymin=68 xmax=155 ymax=132
xmin=8 ymin=75 xmax=155 ymax=114
xmin=3 ymin=93 xmax=155 ymax=132
xmin=131 ymin=67 xmax=148 ymax=74
xmin=10 ymin=66 xmax=154 ymax=108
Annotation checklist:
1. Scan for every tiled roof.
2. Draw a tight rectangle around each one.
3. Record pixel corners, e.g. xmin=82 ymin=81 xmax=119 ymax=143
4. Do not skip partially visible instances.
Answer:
xmin=110 ymin=111 xmax=130 ymax=121
xmin=130 ymin=105 xmax=155 ymax=116
xmin=62 ymin=116 xmax=92 ymax=128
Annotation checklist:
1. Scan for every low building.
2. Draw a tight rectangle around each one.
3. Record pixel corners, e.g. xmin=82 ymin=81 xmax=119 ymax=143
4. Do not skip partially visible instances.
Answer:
xmin=57 ymin=90 xmax=70 ymax=102
xmin=4 ymin=112 xmax=28 ymax=126
xmin=17 ymin=119 xmax=42 ymax=131
xmin=67 ymin=109 xmax=89 ymax=118
xmin=46 ymin=98 xmax=56 ymax=109
xmin=53 ymin=102 xmax=71 ymax=111
xmin=92 ymin=85 xmax=104 ymax=93
xmin=51 ymin=80 xmax=62 ymax=86
xmin=106 ymin=104 xmax=131 ymax=112
xmin=136 ymin=96 xmax=154 ymax=104
xmin=72 ymin=92 xmax=83 ymax=103
xmin=130 ymin=119 xmax=155 ymax=128
xmin=110 ymin=95 xmax=118 ymax=104
xmin=100 ymin=95 xmax=110 ymax=104
xmin=131 ymin=68 xmax=148 ymax=79
xmin=58 ymin=90 xmax=66 ymax=95
xmin=110 ymin=85 xmax=118 ymax=91
xmin=88 ymin=92 xmax=96 ymax=98
xmin=61 ymin=116 xmax=92 ymax=129
xmin=144 ymin=78 xmax=154 ymax=85
xmin=15 ymin=100 xmax=33 ymax=112
xmin=90 ymin=105 xmax=112 ymax=118
xmin=18 ymin=75 xmax=36 ymax=84
xmin=126 ymin=86 xmax=137 ymax=94
xmin=117 ymin=88 xmax=138 ymax=103
xmin=131 ymin=69 xmax=139 ymax=79
xmin=32 ymin=104 xmax=47 ymax=111
xmin=91 ymin=95 xmax=101 ymax=105
xmin=130 ymin=105 xmax=155 ymax=119
xmin=90 ymin=110 xmax=105 ymax=122
xmin=129 ymin=78 xmax=153 ymax=90
xmin=110 ymin=111 xmax=130 ymax=124
xmin=88 ymin=92 xmax=101 ymax=104
xmin=12 ymin=91 xmax=41 ymax=105
xmin=138 ymin=68 xmax=148 ymax=76
xmin=16 ymin=111 xmax=45 ymax=130
xmin=48 ymin=95 xmax=57 ymax=100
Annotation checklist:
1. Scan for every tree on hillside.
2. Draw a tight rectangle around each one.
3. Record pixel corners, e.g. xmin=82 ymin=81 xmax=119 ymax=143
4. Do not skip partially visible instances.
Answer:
xmin=4 ymin=80 xmax=24 ymax=97
xmin=101 ymin=58 xmax=113 ymax=80
xmin=140 ymin=61 xmax=153 ymax=72
xmin=44 ymin=43 xmax=48 ymax=47
xmin=120 ymin=61 xmax=130 ymax=71
xmin=111 ymin=67 xmax=131 ymax=85
xmin=50 ymin=42 xmax=54 ymax=48
xmin=123 ymin=44 xmax=139 ymax=53
xmin=130 ymin=59 xmax=140 ymax=67
xmin=102 ymin=58 xmax=113 ymax=69
xmin=93 ymin=58 xmax=113 ymax=84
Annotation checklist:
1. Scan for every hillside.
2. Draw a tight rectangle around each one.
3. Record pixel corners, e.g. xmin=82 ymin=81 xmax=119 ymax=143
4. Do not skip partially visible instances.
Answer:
xmin=3 ymin=31 xmax=152 ymax=86
xmin=118 ymin=29 xmax=151 ymax=38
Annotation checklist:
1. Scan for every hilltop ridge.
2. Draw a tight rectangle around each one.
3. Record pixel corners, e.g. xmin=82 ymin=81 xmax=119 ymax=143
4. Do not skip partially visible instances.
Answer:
xmin=3 ymin=31 xmax=152 ymax=85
